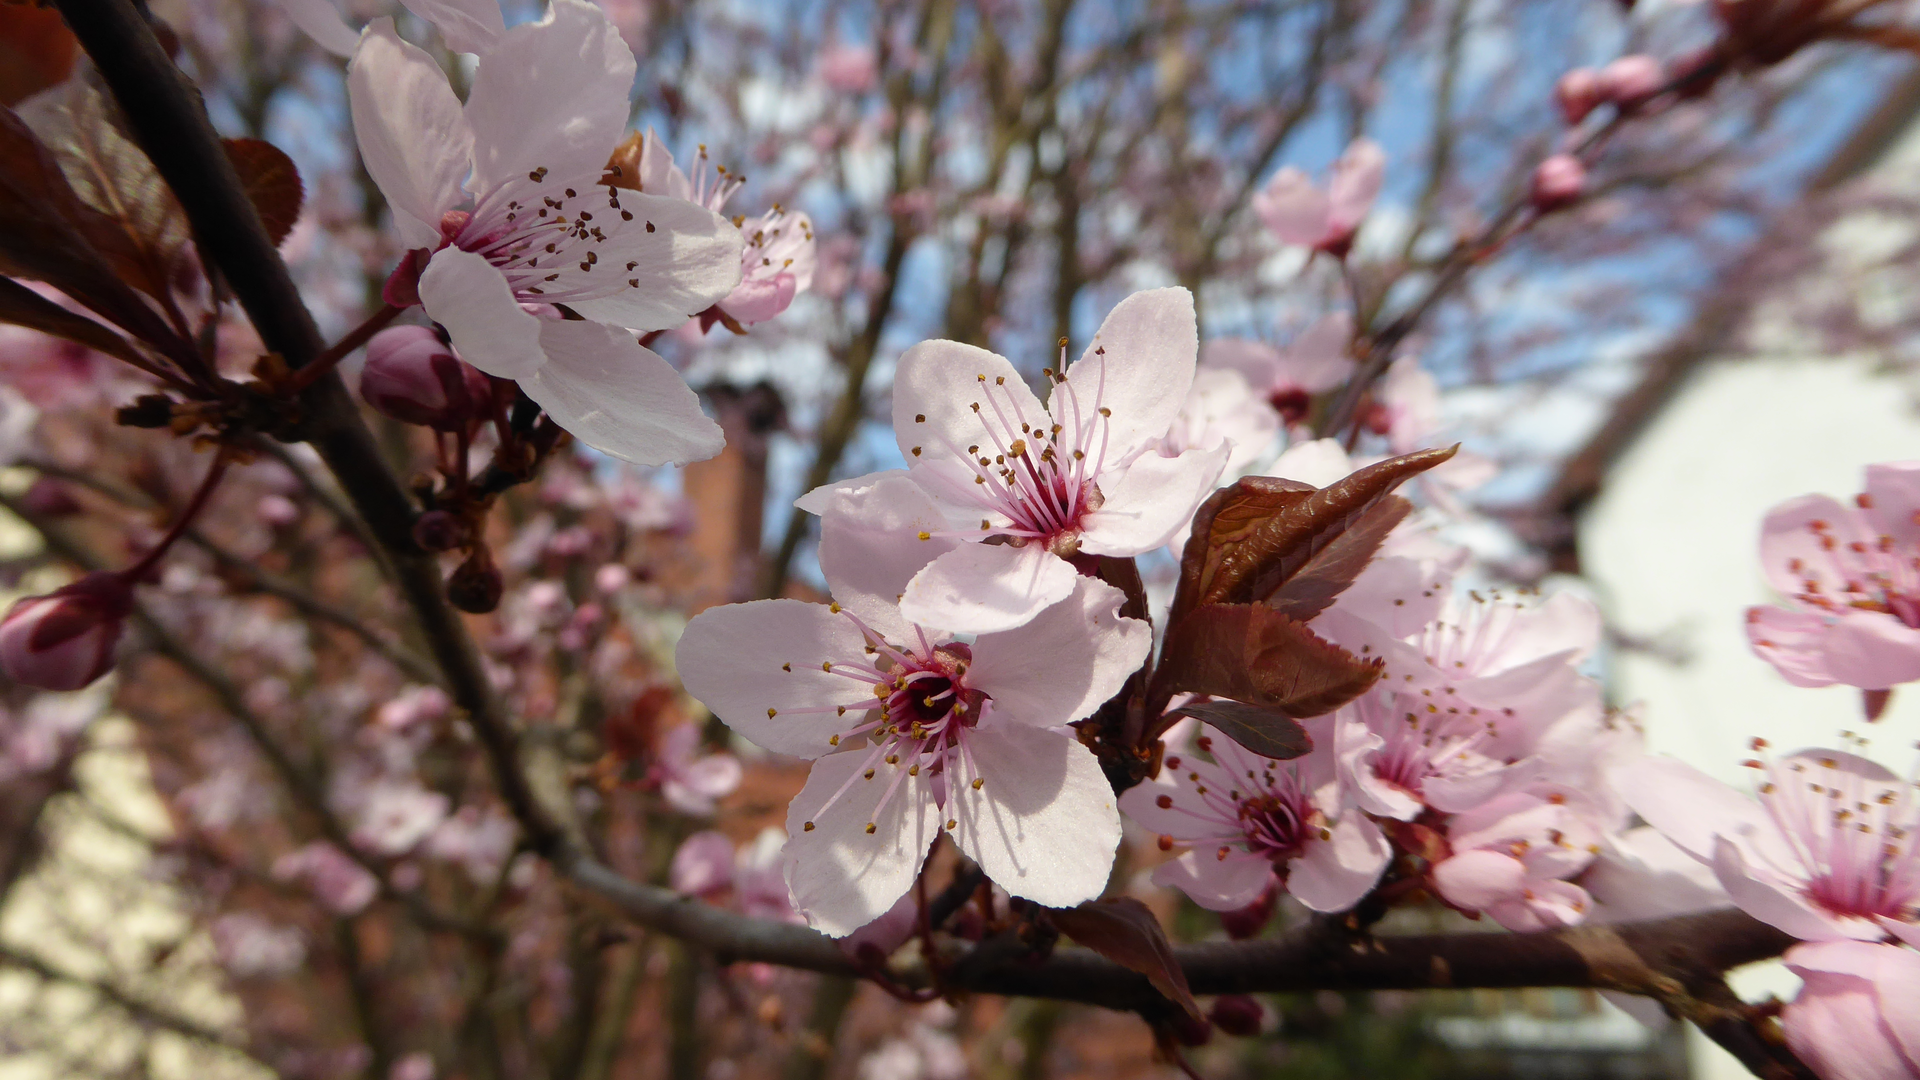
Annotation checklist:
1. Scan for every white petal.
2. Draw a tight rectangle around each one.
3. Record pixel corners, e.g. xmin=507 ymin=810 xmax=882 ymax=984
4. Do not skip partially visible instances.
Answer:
xmin=1287 ymin=815 xmax=1389 ymax=913
xmin=1078 ymin=444 xmax=1228 ymax=556
xmin=1056 ymin=288 xmax=1197 ymax=461
xmin=418 ymin=247 xmax=544 ymax=379
xmin=674 ymin=599 xmax=876 ymax=758
xmin=275 ymin=0 xmax=360 ymax=56
xmin=1283 ymin=312 xmax=1357 ymax=392
xmin=893 ymin=339 xmax=1049 ymax=481
xmin=564 ymin=194 xmax=744 ymax=331
xmin=817 ymin=473 xmax=957 ymax=643
xmin=1201 ymin=338 xmax=1283 ymax=389
xmin=1152 ymin=849 xmax=1275 ymax=912
xmin=970 ymin=577 xmax=1150 ymax=728
xmin=796 ymin=470 xmax=905 ymax=515
xmin=1252 ymin=167 xmax=1332 ymax=246
xmin=399 ymin=0 xmax=504 ymax=53
xmin=347 ymin=20 xmax=470 ymax=250
xmin=951 ymin=724 xmax=1120 ymax=909
xmin=783 ymin=750 xmax=941 ymax=937
xmin=1608 ymin=755 xmax=1775 ymax=865
xmin=523 ymin=320 xmax=723 ymax=466
xmin=464 ymin=0 xmax=633 ymax=195
xmin=898 ymin=541 xmax=1077 ymax=635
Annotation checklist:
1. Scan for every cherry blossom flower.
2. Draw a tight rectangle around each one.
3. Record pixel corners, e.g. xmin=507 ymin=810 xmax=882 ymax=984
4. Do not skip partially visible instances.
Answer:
xmin=1614 ymin=748 xmax=1920 ymax=944
xmin=1431 ymin=787 xmax=1603 ymax=931
xmin=1200 ymin=312 xmax=1355 ymax=427
xmin=1120 ymin=725 xmax=1390 ymax=913
xmin=817 ymin=44 xmax=880 ymax=93
xmin=675 ymin=495 xmax=1149 ymax=933
xmin=423 ymin=806 xmax=517 ymax=884
xmin=648 ymin=721 xmax=742 ymax=816
xmin=273 ymin=841 xmax=380 ymax=915
xmin=346 ymin=1 xmax=738 ymax=464
xmin=350 ymin=780 xmax=450 ymax=856
xmin=275 ymin=0 xmax=506 ymax=57
xmin=1252 ymin=138 xmax=1385 ymax=257
xmin=605 ymin=131 xmax=817 ymax=327
xmin=1780 ymin=940 xmax=1920 ymax=1080
xmin=1154 ymin=367 xmax=1280 ymax=477
xmin=1747 ymin=463 xmax=1920 ymax=691
xmin=868 ymin=287 xmax=1225 ymax=633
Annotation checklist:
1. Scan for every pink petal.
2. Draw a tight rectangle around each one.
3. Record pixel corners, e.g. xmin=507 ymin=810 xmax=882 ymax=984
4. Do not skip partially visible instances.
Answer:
xmin=464 ymin=0 xmax=633 ymax=194
xmin=1746 ymin=605 xmax=1838 ymax=687
xmin=892 ymin=339 xmax=1048 ymax=502
xmin=721 ymin=272 xmax=798 ymax=325
xmin=674 ymin=599 xmax=876 ymax=758
xmin=523 ymin=320 xmax=724 ymax=466
xmin=794 ymin=470 xmax=902 ymax=516
xmin=1252 ymin=167 xmax=1331 ymax=246
xmin=1783 ymin=943 xmax=1920 ymax=1080
xmin=970 ymin=577 xmax=1151 ymax=729
xmin=1713 ymin=837 xmax=1876 ymax=942
xmin=1201 ymin=338 xmax=1284 ymax=390
xmin=347 ymin=20 xmax=472 ymax=250
xmin=1288 ymin=815 xmax=1390 ymax=913
xmin=274 ymin=0 xmax=360 ymax=56
xmin=949 ymin=723 xmax=1121 ymax=910
xmin=1079 ymin=444 xmax=1229 ymax=556
xmin=669 ymin=831 xmax=734 ymax=895
xmin=783 ymin=750 xmax=941 ymax=937
xmin=898 ymin=541 xmax=1078 ymax=636
xmin=1432 ymin=848 xmax=1527 ymax=912
xmin=399 ymin=0 xmax=504 ymax=53
xmin=1280 ymin=312 xmax=1356 ymax=393
xmin=1326 ymin=138 xmax=1386 ymax=235
xmin=1759 ymin=495 xmax=1872 ymax=602
xmin=1152 ymin=849 xmax=1276 ymax=912
xmin=418 ymin=247 xmax=545 ymax=379
xmin=817 ymin=473 xmax=958 ymax=643
xmin=1862 ymin=461 xmax=1920 ymax=548
xmin=1822 ymin=612 xmax=1920 ymax=690
xmin=564 ymin=192 xmax=744 ymax=332
xmin=1055 ymin=287 xmax=1198 ymax=463
xmin=1608 ymin=755 xmax=1774 ymax=865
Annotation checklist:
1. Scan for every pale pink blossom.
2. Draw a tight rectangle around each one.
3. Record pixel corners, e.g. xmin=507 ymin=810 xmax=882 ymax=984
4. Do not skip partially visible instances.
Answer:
xmin=675 ymin=494 xmax=1149 ymax=933
xmin=1252 ymin=138 xmax=1385 ymax=257
xmin=350 ymin=781 xmax=450 ymax=856
xmin=1200 ymin=311 xmax=1355 ymax=427
xmin=1555 ymin=67 xmax=1603 ymax=125
xmin=1614 ymin=749 xmax=1920 ymax=943
xmin=818 ymin=44 xmax=880 ymax=93
xmin=1432 ymin=788 xmax=1603 ymax=931
xmin=1597 ymin=55 xmax=1664 ymax=108
xmin=648 ymin=722 xmax=742 ymax=816
xmin=1154 ymin=367 xmax=1281 ymax=475
xmin=423 ymin=805 xmax=517 ymax=883
xmin=669 ymin=830 xmax=735 ymax=897
xmin=1781 ymin=940 xmax=1920 ymax=1080
xmin=1747 ymin=463 xmax=1920 ymax=691
xmin=1529 ymin=154 xmax=1587 ymax=212
xmin=1120 ymin=725 xmax=1389 ymax=914
xmin=274 ymin=842 xmax=380 ymax=915
xmin=817 ymin=287 xmax=1224 ymax=634
xmin=346 ymin=2 xmax=737 ymax=464
xmin=1582 ymin=826 xmax=1730 ymax=924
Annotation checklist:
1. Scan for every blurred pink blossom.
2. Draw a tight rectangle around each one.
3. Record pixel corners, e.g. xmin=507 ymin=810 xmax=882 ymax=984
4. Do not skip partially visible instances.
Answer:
xmin=1252 ymin=137 xmax=1385 ymax=257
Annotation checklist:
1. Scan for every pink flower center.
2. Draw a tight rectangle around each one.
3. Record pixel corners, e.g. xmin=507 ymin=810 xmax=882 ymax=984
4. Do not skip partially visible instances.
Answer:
xmin=1789 ymin=517 xmax=1920 ymax=628
xmin=452 ymin=169 xmax=650 ymax=306
xmin=1754 ymin=754 xmax=1920 ymax=925
xmin=1160 ymin=740 xmax=1327 ymax=866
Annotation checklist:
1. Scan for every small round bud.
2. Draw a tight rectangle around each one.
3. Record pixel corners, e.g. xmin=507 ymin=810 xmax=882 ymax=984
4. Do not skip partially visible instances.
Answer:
xmin=1165 ymin=1010 xmax=1213 ymax=1048
xmin=0 ymin=572 xmax=133 ymax=690
xmin=1597 ymin=54 xmax=1663 ymax=109
xmin=360 ymin=326 xmax=492 ymax=431
xmin=1208 ymin=995 xmax=1265 ymax=1038
xmin=1529 ymin=153 xmax=1587 ymax=213
xmin=1219 ymin=877 xmax=1278 ymax=939
xmin=446 ymin=546 xmax=503 ymax=614
xmin=412 ymin=509 xmax=468 ymax=553
xmin=1554 ymin=67 xmax=1602 ymax=125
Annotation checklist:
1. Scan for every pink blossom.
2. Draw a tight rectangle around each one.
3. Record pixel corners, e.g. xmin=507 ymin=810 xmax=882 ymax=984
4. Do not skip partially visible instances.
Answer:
xmin=1200 ymin=311 xmax=1355 ymax=427
xmin=1120 ymin=725 xmax=1390 ymax=913
xmin=1781 ymin=940 xmax=1920 ymax=1080
xmin=423 ymin=806 xmax=517 ymax=883
xmin=359 ymin=325 xmax=494 ymax=430
xmin=1251 ymin=137 xmax=1385 ymax=257
xmin=274 ymin=0 xmax=506 ymax=58
xmin=375 ymin=685 xmax=452 ymax=731
xmin=1597 ymin=55 xmax=1664 ymax=108
xmin=669 ymin=830 xmax=736 ymax=897
xmin=1582 ymin=826 xmax=1730 ymax=924
xmin=818 ymin=44 xmax=879 ymax=93
xmin=1154 ymin=367 xmax=1281 ymax=476
xmin=1555 ymin=67 xmax=1603 ymax=125
xmin=0 ymin=572 xmax=133 ymax=692
xmin=1432 ymin=789 xmax=1602 ymax=931
xmin=274 ymin=841 xmax=380 ymax=915
xmin=649 ymin=722 xmax=742 ymax=816
xmin=1747 ymin=464 xmax=1920 ymax=691
xmin=813 ymin=287 xmax=1224 ymax=634
xmin=675 ymin=494 xmax=1149 ymax=933
xmin=350 ymin=781 xmax=450 ymax=856
xmin=345 ymin=2 xmax=736 ymax=464
xmin=1614 ymin=749 xmax=1920 ymax=943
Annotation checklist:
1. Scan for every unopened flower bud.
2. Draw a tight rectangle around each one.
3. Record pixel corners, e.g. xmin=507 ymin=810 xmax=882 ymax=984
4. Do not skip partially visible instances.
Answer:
xmin=1165 ymin=1010 xmax=1213 ymax=1047
xmin=20 ymin=476 xmax=81 ymax=517
xmin=1219 ymin=877 xmax=1278 ymax=939
xmin=361 ymin=326 xmax=492 ymax=431
xmin=1554 ymin=67 xmax=1602 ymax=125
xmin=1598 ymin=54 xmax=1663 ymax=109
xmin=447 ymin=545 xmax=503 ymax=614
xmin=1208 ymin=995 xmax=1265 ymax=1037
xmin=0 ymin=572 xmax=133 ymax=690
xmin=412 ymin=509 xmax=468 ymax=553
xmin=1529 ymin=154 xmax=1587 ymax=212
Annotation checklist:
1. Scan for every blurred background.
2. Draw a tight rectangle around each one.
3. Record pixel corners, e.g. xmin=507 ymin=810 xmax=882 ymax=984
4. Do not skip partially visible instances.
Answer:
xmin=5 ymin=0 xmax=1920 ymax=1077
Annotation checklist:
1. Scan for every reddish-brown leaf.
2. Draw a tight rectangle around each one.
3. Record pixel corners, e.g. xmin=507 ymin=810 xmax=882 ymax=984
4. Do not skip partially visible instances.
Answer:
xmin=1168 ymin=447 xmax=1457 ymax=630
xmin=0 ymin=274 xmax=145 ymax=366
xmin=223 ymin=138 xmax=304 ymax=246
xmin=0 ymin=2 xmax=76 ymax=107
xmin=0 ymin=106 xmax=183 ymax=352
xmin=1049 ymin=897 xmax=1199 ymax=1019
xmin=18 ymin=76 xmax=190 ymax=300
xmin=1163 ymin=699 xmax=1312 ymax=761
xmin=1156 ymin=603 xmax=1380 ymax=719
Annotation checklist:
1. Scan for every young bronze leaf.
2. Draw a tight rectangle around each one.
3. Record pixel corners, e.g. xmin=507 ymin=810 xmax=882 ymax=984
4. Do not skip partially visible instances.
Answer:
xmin=1157 ymin=603 xmax=1380 ymax=718
xmin=223 ymin=138 xmax=304 ymax=247
xmin=1168 ymin=475 xmax=1313 ymax=630
xmin=1049 ymin=897 xmax=1199 ymax=1019
xmin=1164 ymin=699 xmax=1312 ymax=761
xmin=0 ymin=275 xmax=146 ymax=367
xmin=1265 ymin=493 xmax=1410 ymax=622
xmin=18 ymin=76 xmax=190 ymax=299
xmin=0 ymin=106 xmax=183 ymax=351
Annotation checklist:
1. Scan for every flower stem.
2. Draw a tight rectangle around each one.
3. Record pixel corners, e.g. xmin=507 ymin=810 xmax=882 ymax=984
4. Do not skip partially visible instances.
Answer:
xmin=123 ymin=448 xmax=230 ymax=580
xmin=285 ymin=303 xmax=404 ymax=393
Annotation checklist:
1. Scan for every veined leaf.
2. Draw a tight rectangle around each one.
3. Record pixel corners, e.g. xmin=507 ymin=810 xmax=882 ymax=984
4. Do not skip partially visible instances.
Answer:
xmin=0 ymin=275 xmax=145 ymax=367
xmin=1164 ymin=699 xmax=1312 ymax=761
xmin=1156 ymin=602 xmax=1380 ymax=719
xmin=1049 ymin=897 xmax=1199 ymax=1019
xmin=223 ymin=138 xmax=304 ymax=247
